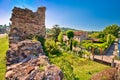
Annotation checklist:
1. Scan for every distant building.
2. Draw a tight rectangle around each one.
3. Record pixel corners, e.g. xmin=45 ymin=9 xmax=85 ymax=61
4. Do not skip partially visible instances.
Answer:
xmin=0 ymin=25 xmax=10 ymax=34
xmin=63 ymin=31 xmax=88 ymax=43
xmin=74 ymin=31 xmax=88 ymax=42
xmin=0 ymin=28 xmax=6 ymax=34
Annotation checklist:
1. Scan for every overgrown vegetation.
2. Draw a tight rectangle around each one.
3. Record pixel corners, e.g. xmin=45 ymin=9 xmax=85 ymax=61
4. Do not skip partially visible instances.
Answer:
xmin=0 ymin=36 xmax=9 ymax=80
xmin=83 ymin=25 xmax=118 ymax=54
xmin=49 ymin=52 xmax=110 ymax=80
xmin=66 ymin=30 xmax=74 ymax=50
xmin=0 ymin=24 xmax=118 ymax=80
xmin=44 ymin=39 xmax=61 ymax=56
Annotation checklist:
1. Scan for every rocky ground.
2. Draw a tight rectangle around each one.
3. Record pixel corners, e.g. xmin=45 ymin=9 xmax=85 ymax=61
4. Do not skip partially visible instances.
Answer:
xmin=6 ymin=40 xmax=63 ymax=80
xmin=91 ymin=67 xmax=120 ymax=80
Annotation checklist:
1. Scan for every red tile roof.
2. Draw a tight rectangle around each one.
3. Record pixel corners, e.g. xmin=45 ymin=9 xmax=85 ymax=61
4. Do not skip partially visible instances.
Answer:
xmin=74 ymin=31 xmax=87 ymax=36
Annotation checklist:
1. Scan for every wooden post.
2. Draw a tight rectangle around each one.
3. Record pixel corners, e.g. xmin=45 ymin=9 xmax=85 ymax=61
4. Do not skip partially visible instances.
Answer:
xmin=100 ymin=48 xmax=103 ymax=60
xmin=111 ymin=58 xmax=114 ymax=67
xmin=92 ymin=48 xmax=94 ymax=60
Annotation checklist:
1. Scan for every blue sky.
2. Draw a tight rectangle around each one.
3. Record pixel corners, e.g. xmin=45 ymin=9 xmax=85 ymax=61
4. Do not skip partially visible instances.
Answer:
xmin=0 ymin=0 xmax=120 ymax=31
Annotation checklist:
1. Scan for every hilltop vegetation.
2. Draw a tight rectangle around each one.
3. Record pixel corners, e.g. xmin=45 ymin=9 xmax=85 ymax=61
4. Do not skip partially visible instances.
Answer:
xmin=46 ymin=27 xmax=80 ymax=33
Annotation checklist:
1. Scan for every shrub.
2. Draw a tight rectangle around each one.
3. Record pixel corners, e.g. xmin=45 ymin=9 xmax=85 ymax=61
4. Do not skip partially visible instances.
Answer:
xmin=73 ymin=40 xmax=79 ymax=47
xmin=37 ymin=36 xmax=45 ymax=46
xmin=78 ymin=51 xmax=84 ymax=57
xmin=45 ymin=39 xmax=61 ymax=55
xmin=58 ymin=32 xmax=63 ymax=44
xmin=66 ymin=46 xmax=70 ymax=51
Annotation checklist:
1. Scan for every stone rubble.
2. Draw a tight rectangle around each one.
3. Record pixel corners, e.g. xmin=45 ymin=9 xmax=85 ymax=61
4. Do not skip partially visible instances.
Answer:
xmin=91 ymin=64 xmax=120 ymax=80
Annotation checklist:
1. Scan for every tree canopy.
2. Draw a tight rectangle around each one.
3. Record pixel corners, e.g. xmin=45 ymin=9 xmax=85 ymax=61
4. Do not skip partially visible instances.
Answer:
xmin=66 ymin=30 xmax=74 ymax=50
xmin=103 ymin=24 xmax=120 ymax=37
xmin=66 ymin=30 xmax=74 ymax=39
xmin=51 ymin=25 xmax=61 ymax=42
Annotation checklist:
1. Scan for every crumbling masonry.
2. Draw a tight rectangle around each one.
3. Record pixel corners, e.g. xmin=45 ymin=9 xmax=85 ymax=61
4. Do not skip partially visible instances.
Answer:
xmin=6 ymin=7 xmax=63 ymax=80
xmin=9 ymin=7 xmax=46 ymax=43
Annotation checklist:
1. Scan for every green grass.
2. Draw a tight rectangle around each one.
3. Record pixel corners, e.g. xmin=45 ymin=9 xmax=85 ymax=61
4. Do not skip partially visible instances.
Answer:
xmin=49 ymin=52 xmax=110 ymax=80
xmin=0 ymin=36 xmax=110 ymax=80
xmin=0 ymin=36 xmax=9 ymax=80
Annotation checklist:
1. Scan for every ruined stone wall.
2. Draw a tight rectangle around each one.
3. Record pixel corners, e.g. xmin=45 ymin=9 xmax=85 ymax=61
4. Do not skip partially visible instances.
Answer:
xmin=9 ymin=7 xmax=46 ymax=43
xmin=6 ymin=7 xmax=63 ymax=80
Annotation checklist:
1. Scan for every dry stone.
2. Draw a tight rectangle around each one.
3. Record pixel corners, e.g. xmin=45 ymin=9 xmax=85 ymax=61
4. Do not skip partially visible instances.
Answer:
xmin=6 ymin=40 xmax=44 ymax=65
xmin=6 ymin=56 xmax=63 ymax=80
xmin=90 ymin=67 xmax=120 ymax=80
xmin=9 ymin=6 xmax=46 ymax=43
xmin=6 ymin=7 xmax=63 ymax=80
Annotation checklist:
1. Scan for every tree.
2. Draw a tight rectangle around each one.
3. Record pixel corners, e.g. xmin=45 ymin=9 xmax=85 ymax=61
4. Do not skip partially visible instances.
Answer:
xmin=89 ymin=31 xmax=105 ymax=39
xmin=107 ymin=34 xmax=115 ymax=44
xmin=51 ymin=25 xmax=61 ymax=42
xmin=58 ymin=32 xmax=63 ymax=44
xmin=66 ymin=30 xmax=74 ymax=50
xmin=103 ymin=24 xmax=120 ymax=37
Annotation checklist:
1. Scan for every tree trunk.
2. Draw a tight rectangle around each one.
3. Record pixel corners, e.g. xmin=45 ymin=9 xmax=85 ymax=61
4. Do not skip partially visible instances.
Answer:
xmin=70 ymin=39 xmax=72 ymax=51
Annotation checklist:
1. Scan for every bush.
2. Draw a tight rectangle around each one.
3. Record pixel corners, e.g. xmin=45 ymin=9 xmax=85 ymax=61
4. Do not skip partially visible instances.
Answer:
xmin=78 ymin=51 xmax=84 ymax=57
xmin=58 ymin=32 xmax=63 ymax=44
xmin=50 ymin=47 xmax=61 ymax=55
xmin=45 ymin=39 xmax=61 ymax=55
xmin=73 ymin=40 xmax=79 ymax=47
xmin=37 ymin=36 xmax=45 ymax=46
xmin=66 ymin=46 xmax=70 ymax=51
xmin=94 ymin=48 xmax=100 ymax=54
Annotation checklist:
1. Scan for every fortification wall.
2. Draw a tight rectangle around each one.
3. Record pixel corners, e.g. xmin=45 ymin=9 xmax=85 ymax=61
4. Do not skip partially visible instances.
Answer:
xmin=9 ymin=7 xmax=46 ymax=43
xmin=6 ymin=7 xmax=63 ymax=80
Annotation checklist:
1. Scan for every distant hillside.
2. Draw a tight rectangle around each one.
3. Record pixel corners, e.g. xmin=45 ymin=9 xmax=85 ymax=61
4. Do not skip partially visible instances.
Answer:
xmin=60 ymin=27 xmax=78 ymax=32
xmin=46 ymin=27 xmax=81 ymax=34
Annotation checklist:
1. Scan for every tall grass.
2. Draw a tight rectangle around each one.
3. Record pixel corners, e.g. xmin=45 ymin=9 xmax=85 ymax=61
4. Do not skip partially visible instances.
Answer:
xmin=0 ymin=36 xmax=9 ymax=80
xmin=49 ymin=52 xmax=110 ymax=80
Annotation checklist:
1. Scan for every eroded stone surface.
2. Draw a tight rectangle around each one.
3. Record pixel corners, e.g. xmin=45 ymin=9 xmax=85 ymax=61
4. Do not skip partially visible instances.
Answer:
xmin=6 ymin=39 xmax=44 ymax=65
xmin=90 ymin=67 xmax=120 ymax=80
xmin=9 ymin=6 xmax=46 ymax=43
xmin=6 ymin=7 xmax=63 ymax=80
xmin=6 ymin=56 xmax=63 ymax=80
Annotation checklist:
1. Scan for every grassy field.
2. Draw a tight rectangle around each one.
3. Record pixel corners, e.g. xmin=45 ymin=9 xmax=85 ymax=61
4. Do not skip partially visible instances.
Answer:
xmin=49 ymin=52 xmax=110 ymax=80
xmin=0 ymin=36 xmax=9 ymax=80
xmin=0 ymin=36 xmax=110 ymax=80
